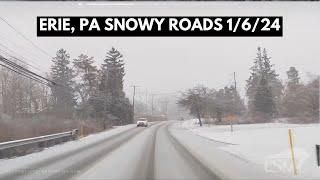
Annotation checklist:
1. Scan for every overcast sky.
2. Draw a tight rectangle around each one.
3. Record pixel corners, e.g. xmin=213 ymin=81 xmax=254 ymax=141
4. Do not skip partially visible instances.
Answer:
xmin=0 ymin=2 xmax=319 ymax=101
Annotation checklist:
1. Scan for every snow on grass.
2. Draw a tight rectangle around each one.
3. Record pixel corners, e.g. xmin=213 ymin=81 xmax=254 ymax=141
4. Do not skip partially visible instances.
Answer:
xmin=179 ymin=119 xmax=320 ymax=178
xmin=0 ymin=124 xmax=136 ymax=176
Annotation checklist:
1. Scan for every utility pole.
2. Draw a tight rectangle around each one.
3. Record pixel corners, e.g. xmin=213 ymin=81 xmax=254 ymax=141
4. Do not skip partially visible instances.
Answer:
xmin=164 ymin=100 xmax=168 ymax=120
xmin=230 ymin=72 xmax=237 ymax=132
xmin=132 ymin=85 xmax=139 ymax=122
xmin=151 ymin=94 xmax=155 ymax=117
xmin=145 ymin=88 xmax=148 ymax=114
xmin=234 ymin=72 xmax=237 ymax=92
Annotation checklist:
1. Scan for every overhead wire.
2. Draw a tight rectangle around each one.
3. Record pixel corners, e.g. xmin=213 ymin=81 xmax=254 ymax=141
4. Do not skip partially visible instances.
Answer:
xmin=0 ymin=17 xmax=68 ymax=88
xmin=0 ymin=55 xmax=55 ymax=85
xmin=0 ymin=16 xmax=53 ymax=59
xmin=0 ymin=17 xmax=80 ymax=103
xmin=0 ymin=33 xmax=46 ymax=65
xmin=0 ymin=44 xmax=45 ymax=74
xmin=0 ymin=62 xmax=50 ymax=86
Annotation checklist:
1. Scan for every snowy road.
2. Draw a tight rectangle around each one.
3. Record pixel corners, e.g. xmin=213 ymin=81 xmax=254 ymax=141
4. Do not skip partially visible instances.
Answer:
xmin=74 ymin=122 xmax=218 ymax=180
xmin=0 ymin=122 xmax=220 ymax=180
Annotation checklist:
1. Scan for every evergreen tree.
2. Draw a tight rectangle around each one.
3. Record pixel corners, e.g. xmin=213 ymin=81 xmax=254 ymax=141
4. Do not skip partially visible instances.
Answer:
xmin=253 ymin=76 xmax=275 ymax=118
xmin=213 ymin=89 xmax=225 ymax=122
xmin=281 ymin=67 xmax=302 ymax=117
xmin=306 ymin=77 xmax=319 ymax=120
xmin=50 ymin=49 xmax=75 ymax=117
xmin=246 ymin=47 xmax=263 ymax=111
xmin=224 ymin=85 xmax=245 ymax=115
xmin=261 ymin=48 xmax=283 ymax=112
xmin=246 ymin=47 xmax=282 ymax=119
xmin=100 ymin=47 xmax=125 ymax=99
xmin=286 ymin=67 xmax=300 ymax=89
xmin=281 ymin=68 xmax=319 ymax=121
xmin=73 ymin=54 xmax=98 ymax=103
xmin=212 ymin=86 xmax=245 ymax=122
xmin=94 ymin=47 xmax=133 ymax=125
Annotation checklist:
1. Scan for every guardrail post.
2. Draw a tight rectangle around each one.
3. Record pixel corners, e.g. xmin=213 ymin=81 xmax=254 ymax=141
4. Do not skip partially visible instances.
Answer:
xmin=72 ymin=129 xmax=79 ymax=140
xmin=316 ymin=145 xmax=320 ymax=166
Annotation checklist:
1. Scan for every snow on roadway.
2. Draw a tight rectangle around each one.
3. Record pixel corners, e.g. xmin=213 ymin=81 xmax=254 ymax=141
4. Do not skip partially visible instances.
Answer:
xmin=177 ymin=119 xmax=320 ymax=179
xmin=0 ymin=124 xmax=136 ymax=177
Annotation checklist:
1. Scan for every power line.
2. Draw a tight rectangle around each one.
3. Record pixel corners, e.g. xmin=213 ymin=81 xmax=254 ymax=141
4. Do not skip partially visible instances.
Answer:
xmin=0 ymin=35 xmax=46 ymax=72
xmin=0 ymin=16 xmax=53 ymax=59
xmin=0 ymin=55 xmax=56 ymax=86
xmin=1 ymin=54 xmax=78 ymax=100
xmin=0 ymin=54 xmax=75 ymax=96
xmin=149 ymin=92 xmax=179 ymax=97
xmin=0 ymin=63 xmax=50 ymax=86
xmin=0 ymin=34 xmax=47 ymax=67
xmin=0 ymin=44 xmax=45 ymax=74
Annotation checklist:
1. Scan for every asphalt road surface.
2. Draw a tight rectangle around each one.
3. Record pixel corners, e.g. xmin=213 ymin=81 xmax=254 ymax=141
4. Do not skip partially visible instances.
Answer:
xmin=1 ymin=122 xmax=220 ymax=180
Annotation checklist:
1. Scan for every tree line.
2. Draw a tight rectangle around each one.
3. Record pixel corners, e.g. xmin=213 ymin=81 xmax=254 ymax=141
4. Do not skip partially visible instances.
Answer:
xmin=0 ymin=47 xmax=133 ymax=132
xmin=179 ymin=47 xmax=319 ymax=126
xmin=50 ymin=47 xmax=133 ymax=127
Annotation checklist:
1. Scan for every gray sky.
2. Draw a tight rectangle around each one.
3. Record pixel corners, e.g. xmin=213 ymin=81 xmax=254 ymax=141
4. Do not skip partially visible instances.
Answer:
xmin=0 ymin=2 xmax=319 ymax=101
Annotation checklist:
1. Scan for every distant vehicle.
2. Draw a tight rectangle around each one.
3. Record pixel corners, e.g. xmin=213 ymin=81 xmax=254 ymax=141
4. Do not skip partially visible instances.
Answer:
xmin=136 ymin=118 xmax=148 ymax=127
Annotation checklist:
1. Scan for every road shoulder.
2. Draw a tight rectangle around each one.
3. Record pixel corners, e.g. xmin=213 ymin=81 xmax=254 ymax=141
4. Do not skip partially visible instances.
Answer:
xmin=168 ymin=123 xmax=285 ymax=180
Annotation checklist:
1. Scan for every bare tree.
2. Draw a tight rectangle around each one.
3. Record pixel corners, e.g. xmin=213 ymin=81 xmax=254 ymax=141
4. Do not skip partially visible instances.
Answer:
xmin=178 ymin=85 xmax=213 ymax=126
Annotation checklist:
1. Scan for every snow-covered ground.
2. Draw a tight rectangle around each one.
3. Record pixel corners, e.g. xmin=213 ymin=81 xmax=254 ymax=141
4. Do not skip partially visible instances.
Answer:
xmin=177 ymin=119 xmax=320 ymax=179
xmin=0 ymin=124 xmax=136 ymax=177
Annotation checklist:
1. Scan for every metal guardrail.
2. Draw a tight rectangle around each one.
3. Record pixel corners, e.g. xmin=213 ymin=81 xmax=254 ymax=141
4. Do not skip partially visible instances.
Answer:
xmin=0 ymin=129 xmax=78 ymax=151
